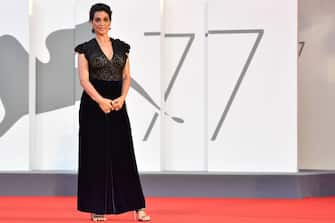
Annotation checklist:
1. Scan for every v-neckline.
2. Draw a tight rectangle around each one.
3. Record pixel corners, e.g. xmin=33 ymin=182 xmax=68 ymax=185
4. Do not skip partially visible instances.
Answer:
xmin=94 ymin=37 xmax=115 ymax=61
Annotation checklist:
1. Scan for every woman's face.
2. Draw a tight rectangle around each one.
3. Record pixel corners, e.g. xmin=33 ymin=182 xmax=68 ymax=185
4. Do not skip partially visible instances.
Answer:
xmin=92 ymin=11 xmax=111 ymax=35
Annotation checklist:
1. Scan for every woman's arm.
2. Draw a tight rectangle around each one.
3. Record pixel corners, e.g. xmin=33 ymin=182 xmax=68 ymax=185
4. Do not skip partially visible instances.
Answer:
xmin=121 ymin=54 xmax=131 ymax=100
xmin=77 ymin=53 xmax=113 ymax=112
xmin=111 ymin=54 xmax=130 ymax=110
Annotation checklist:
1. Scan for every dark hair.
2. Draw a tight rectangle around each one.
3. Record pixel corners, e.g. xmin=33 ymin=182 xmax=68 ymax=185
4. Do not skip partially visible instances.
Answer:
xmin=89 ymin=3 xmax=112 ymax=33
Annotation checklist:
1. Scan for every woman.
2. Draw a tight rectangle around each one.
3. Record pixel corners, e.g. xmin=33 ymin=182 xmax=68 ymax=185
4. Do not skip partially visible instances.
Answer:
xmin=74 ymin=3 xmax=151 ymax=222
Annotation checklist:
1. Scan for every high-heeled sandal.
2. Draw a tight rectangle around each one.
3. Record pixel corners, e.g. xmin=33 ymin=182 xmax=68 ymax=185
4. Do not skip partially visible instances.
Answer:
xmin=133 ymin=208 xmax=151 ymax=221
xmin=91 ymin=213 xmax=107 ymax=221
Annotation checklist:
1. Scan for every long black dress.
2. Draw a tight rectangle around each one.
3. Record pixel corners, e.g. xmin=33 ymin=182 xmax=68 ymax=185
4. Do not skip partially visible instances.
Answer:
xmin=74 ymin=37 xmax=146 ymax=215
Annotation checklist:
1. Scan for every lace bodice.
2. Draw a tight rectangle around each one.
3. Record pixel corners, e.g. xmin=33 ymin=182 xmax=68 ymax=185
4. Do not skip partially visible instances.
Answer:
xmin=74 ymin=37 xmax=130 ymax=81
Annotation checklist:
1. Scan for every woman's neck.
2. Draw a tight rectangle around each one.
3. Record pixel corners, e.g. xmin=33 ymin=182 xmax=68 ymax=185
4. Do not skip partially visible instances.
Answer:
xmin=95 ymin=34 xmax=110 ymax=42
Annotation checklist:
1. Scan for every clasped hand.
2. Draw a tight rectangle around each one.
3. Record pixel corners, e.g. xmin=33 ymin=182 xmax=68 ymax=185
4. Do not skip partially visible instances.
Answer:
xmin=98 ymin=96 xmax=125 ymax=113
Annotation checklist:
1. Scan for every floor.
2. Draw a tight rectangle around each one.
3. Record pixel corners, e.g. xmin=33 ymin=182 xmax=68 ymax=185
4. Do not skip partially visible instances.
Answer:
xmin=0 ymin=196 xmax=334 ymax=222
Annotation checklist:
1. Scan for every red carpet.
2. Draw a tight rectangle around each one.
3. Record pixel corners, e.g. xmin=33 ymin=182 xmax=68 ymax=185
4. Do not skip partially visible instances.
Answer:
xmin=0 ymin=196 xmax=334 ymax=222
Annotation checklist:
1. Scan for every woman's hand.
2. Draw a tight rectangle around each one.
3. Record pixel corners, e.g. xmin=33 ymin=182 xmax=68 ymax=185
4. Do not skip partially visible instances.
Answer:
xmin=98 ymin=98 xmax=114 ymax=113
xmin=111 ymin=96 xmax=125 ymax=111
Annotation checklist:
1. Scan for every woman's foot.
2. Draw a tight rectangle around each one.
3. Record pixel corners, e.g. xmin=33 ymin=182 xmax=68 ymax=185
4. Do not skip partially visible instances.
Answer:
xmin=133 ymin=208 xmax=151 ymax=221
xmin=91 ymin=213 xmax=107 ymax=221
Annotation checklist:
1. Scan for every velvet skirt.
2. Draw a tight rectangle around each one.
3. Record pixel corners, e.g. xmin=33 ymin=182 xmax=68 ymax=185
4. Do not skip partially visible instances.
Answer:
xmin=77 ymin=78 xmax=145 ymax=214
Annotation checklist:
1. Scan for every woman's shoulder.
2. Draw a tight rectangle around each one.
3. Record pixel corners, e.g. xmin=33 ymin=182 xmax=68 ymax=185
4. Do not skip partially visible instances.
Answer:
xmin=112 ymin=37 xmax=130 ymax=53
xmin=74 ymin=39 xmax=95 ymax=54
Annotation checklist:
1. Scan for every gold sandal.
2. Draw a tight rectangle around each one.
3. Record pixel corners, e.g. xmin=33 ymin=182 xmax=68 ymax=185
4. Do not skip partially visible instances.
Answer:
xmin=133 ymin=208 xmax=151 ymax=221
xmin=91 ymin=213 xmax=107 ymax=221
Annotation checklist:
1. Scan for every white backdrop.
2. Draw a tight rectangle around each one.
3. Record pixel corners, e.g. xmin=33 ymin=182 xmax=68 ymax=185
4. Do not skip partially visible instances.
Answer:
xmin=207 ymin=0 xmax=298 ymax=172
xmin=0 ymin=0 xmax=300 ymax=172
xmin=162 ymin=0 xmax=207 ymax=170
xmin=0 ymin=0 xmax=29 ymax=170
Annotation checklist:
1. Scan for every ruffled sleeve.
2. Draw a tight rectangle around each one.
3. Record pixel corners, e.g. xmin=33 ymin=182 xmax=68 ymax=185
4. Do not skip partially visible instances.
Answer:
xmin=115 ymin=39 xmax=130 ymax=55
xmin=74 ymin=42 xmax=87 ymax=54
xmin=74 ymin=41 xmax=90 ymax=60
xmin=123 ymin=42 xmax=130 ymax=54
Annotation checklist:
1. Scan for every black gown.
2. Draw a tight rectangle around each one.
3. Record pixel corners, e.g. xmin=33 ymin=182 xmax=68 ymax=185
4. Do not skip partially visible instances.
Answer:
xmin=74 ymin=37 xmax=146 ymax=214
